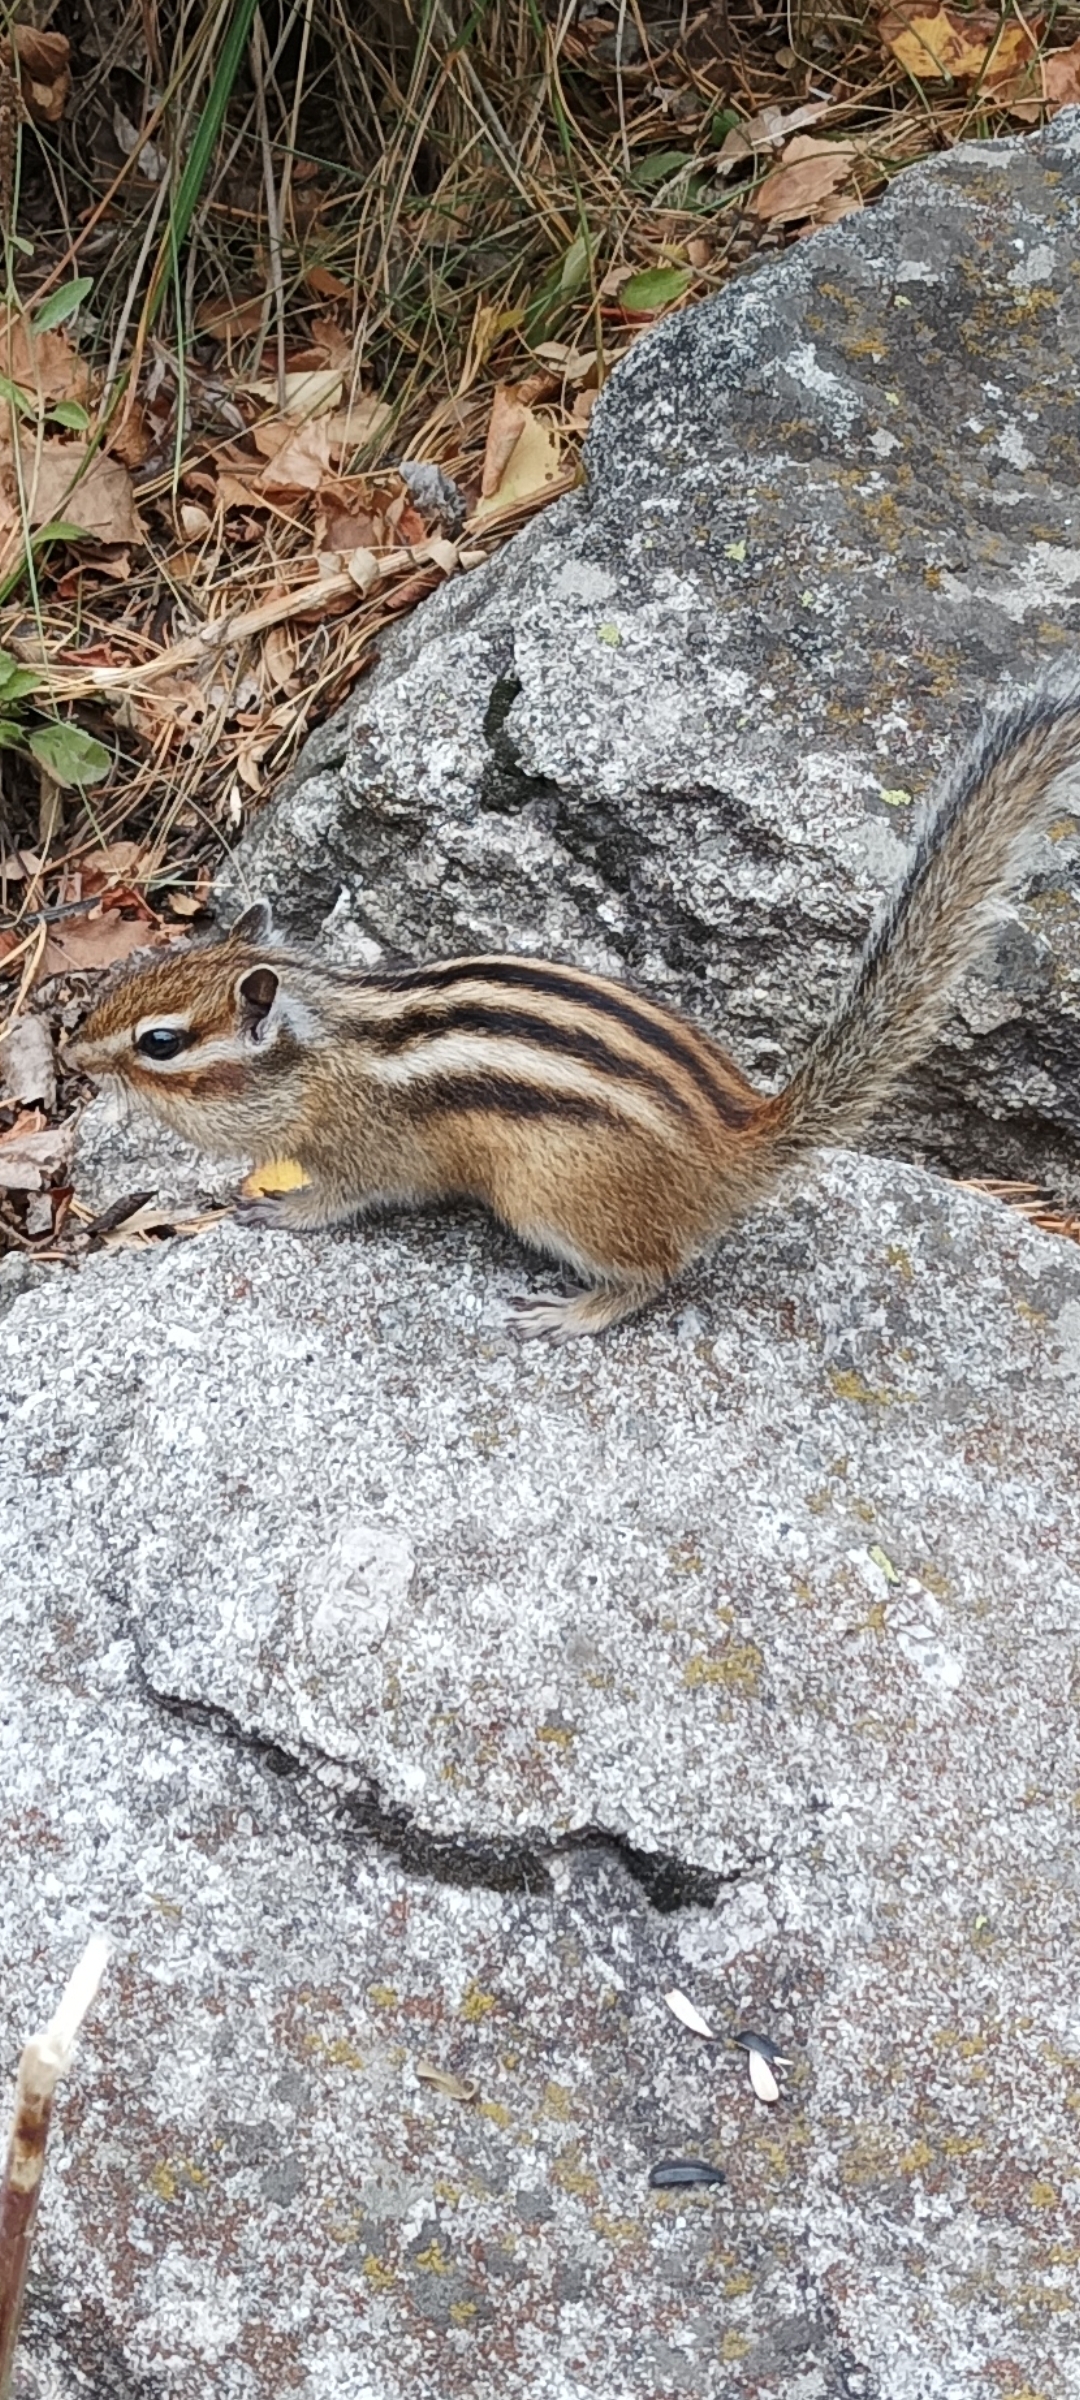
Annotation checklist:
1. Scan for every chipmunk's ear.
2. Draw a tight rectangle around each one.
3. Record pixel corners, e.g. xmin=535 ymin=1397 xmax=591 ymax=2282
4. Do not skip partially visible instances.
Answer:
xmin=230 ymin=899 xmax=275 ymax=947
xmin=235 ymin=963 xmax=281 ymax=1044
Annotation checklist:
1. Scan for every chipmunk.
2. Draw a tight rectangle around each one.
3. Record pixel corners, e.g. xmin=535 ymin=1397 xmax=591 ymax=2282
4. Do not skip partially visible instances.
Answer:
xmin=68 ymin=677 xmax=1080 ymax=1338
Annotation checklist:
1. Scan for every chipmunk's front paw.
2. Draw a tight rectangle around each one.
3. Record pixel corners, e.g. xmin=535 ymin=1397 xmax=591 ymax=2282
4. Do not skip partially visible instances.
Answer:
xmin=234 ymin=1190 xmax=295 ymax=1231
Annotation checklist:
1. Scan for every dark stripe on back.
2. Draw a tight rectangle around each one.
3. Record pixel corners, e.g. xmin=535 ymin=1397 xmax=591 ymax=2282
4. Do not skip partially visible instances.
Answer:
xmin=345 ymin=1000 xmax=695 ymax=1122
xmin=400 ymin=1074 xmax=622 ymax=1131
xmin=379 ymin=958 xmax=755 ymax=1126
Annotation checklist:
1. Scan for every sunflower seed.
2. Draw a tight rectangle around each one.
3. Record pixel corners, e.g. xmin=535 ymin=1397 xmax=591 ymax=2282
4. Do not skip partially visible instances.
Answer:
xmin=663 ymin=1988 xmax=717 ymax=2040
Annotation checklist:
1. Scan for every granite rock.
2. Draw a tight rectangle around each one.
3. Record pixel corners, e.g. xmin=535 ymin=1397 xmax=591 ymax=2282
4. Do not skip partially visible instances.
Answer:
xmin=3 ymin=1149 xmax=1080 ymax=2396
xmin=225 ymin=114 xmax=1080 ymax=1197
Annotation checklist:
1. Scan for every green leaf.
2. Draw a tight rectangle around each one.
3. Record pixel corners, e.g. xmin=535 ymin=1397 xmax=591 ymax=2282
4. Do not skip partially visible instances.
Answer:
xmin=31 ymin=277 xmax=94 ymax=333
xmin=27 ymin=721 xmax=112 ymax=786
xmin=0 ymin=719 xmax=29 ymax=753
xmin=32 ymin=520 xmax=91 ymax=546
xmin=48 ymin=399 xmax=91 ymax=431
xmin=617 ymin=266 xmax=692 ymax=313
xmin=709 ymin=109 xmax=743 ymax=141
xmin=558 ymin=232 xmax=592 ymax=296
xmin=0 ymin=661 xmax=43 ymax=702
xmin=628 ymin=150 xmax=696 ymax=190
xmin=0 ymin=374 xmax=36 ymax=420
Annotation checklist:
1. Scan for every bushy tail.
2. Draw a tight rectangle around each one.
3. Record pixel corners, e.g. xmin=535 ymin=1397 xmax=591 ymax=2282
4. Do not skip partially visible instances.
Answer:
xmin=767 ymin=673 xmax=1080 ymax=1163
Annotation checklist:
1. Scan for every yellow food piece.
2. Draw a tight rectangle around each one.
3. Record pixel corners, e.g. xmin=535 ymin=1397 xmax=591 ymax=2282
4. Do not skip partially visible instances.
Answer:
xmin=240 ymin=1157 xmax=310 ymax=1197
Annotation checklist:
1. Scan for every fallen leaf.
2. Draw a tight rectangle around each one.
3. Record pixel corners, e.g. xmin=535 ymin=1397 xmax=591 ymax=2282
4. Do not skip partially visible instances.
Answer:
xmin=878 ymin=4 xmax=1038 ymax=88
xmin=615 ymin=265 xmax=692 ymax=314
xmin=752 ymin=136 xmax=860 ymax=225
xmin=263 ymin=622 xmax=299 ymax=693
xmin=95 ymin=1198 xmax=229 ymax=1248
xmin=321 ymin=396 xmax=392 ymax=456
xmin=0 ymin=1014 xmax=56 ymax=1109
xmin=38 ymin=909 xmax=157 ymax=978
xmin=415 ymin=2062 xmax=479 ymax=2102
xmin=345 ymin=546 xmax=380 ymax=593
xmin=78 ymin=841 xmax=162 ymax=893
xmin=106 ymin=401 xmax=152 ymax=471
xmin=14 ymin=441 xmax=142 ymax=541
xmin=476 ymin=404 xmax=561 ymax=517
xmin=0 ymin=1115 xmax=73 ymax=1191
xmin=0 ymin=305 xmax=88 ymax=411
xmin=995 ymin=32 xmax=1080 ymax=116
xmin=11 ymin=23 xmax=70 ymax=122
xmin=195 ymin=293 xmax=268 ymax=341
xmin=717 ymin=98 xmax=831 ymax=163
xmin=1044 ymin=37 xmax=1080 ymax=106
xmin=480 ymin=387 xmax=529 ymax=497
xmin=323 ymin=508 xmax=382 ymax=552
xmin=304 ymin=264 xmax=353 ymax=302
xmin=178 ymin=500 xmax=213 ymax=539
xmin=243 ymin=367 xmax=345 ymax=417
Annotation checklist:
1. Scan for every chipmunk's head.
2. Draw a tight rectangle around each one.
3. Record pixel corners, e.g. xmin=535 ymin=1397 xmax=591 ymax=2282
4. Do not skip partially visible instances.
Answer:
xmin=67 ymin=900 xmax=318 ymax=1154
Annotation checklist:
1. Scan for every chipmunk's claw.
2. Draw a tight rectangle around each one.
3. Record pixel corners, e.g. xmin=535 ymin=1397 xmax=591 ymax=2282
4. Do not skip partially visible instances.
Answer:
xmin=233 ymin=1191 xmax=291 ymax=1230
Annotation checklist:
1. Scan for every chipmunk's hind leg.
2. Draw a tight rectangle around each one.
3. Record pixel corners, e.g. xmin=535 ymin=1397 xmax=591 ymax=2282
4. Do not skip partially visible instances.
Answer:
xmin=507 ymin=1276 xmax=661 ymax=1341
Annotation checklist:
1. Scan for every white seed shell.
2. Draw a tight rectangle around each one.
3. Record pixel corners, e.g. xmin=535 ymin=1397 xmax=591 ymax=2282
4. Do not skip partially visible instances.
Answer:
xmin=747 ymin=2048 xmax=781 ymax=2104
xmin=664 ymin=1988 xmax=717 ymax=2040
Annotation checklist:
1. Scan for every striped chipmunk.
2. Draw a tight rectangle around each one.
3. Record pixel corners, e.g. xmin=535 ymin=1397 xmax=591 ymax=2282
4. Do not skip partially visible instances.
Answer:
xmin=69 ymin=676 xmax=1080 ymax=1338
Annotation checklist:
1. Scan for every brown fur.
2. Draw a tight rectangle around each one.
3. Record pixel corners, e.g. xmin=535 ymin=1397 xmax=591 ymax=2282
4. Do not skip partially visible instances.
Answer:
xmin=68 ymin=676 xmax=1080 ymax=1334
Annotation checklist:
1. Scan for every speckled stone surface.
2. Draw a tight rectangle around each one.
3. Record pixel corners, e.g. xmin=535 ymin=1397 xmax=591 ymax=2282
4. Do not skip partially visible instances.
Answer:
xmin=226 ymin=114 xmax=1080 ymax=1196
xmin=3 ymin=1149 xmax=1080 ymax=2396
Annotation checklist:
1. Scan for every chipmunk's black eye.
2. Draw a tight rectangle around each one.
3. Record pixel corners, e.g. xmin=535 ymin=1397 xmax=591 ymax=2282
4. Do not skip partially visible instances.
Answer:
xmin=136 ymin=1026 xmax=191 ymax=1061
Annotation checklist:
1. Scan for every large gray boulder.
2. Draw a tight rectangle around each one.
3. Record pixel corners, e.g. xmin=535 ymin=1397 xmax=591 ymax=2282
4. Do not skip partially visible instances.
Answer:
xmin=3 ymin=1149 xmax=1080 ymax=2398
xmin=229 ymin=112 xmax=1080 ymax=1198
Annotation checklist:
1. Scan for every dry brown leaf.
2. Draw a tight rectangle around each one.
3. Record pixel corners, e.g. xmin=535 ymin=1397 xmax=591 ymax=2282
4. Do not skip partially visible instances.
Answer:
xmin=477 ymin=399 xmax=561 ymax=516
xmin=0 ymin=1014 xmax=56 ymax=1110
xmin=304 ymin=265 xmax=353 ymax=302
xmin=321 ymin=397 xmax=392 ymax=456
xmin=106 ymin=402 xmax=152 ymax=471
xmin=308 ymin=317 xmax=355 ymax=371
xmin=878 ymin=5 xmax=1038 ymax=87
xmin=0 ymin=1115 xmax=73 ymax=1192
xmin=1044 ymin=37 xmax=1080 ymax=106
xmin=195 ymin=293 xmax=267 ymax=341
xmin=179 ymin=500 xmax=213 ymax=539
xmin=323 ymin=508 xmax=382 ymax=552
xmin=11 ymin=24 xmax=70 ymax=122
xmin=96 ymin=1198 xmax=228 ymax=1248
xmin=263 ymin=622 xmax=299 ymax=693
xmin=0 ymin=307 xmax=88 ymax=409
xmin=78 ymin=841 xmax=162 ymax=892
xmin=254 ymin=417 xmax=335 ymax=495
xmin=481 ymin=387 xmax=529 ymax=498
xmin=15 ymin=442 xmax=142 ymax=542
xmin=38 ymin=910 xmax=156 ymax=978
xmin=752 ymin=136 xmax=860 ymax=225
xmin=995 ymin=32 xmax=1080 ymax=116
xmin=345 ymin=547 xmax=380 ymax=594
xmin=243 ymin=367 xmax=344 ymax=417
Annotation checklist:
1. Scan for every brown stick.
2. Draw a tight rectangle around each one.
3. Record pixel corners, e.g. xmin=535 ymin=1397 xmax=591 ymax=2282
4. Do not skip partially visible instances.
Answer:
xmin=0 ymin=1941 xmax=108 ymax=2400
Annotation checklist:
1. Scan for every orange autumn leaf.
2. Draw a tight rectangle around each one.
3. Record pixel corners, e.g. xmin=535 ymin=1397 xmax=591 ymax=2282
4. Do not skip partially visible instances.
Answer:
xmin=879 ymin=5 xmax=1039 ymax=88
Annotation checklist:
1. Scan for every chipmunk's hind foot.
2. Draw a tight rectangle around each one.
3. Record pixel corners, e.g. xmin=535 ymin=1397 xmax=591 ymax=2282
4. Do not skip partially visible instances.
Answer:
xmin=507 ymin=1279 xmax=658 ymax=1342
